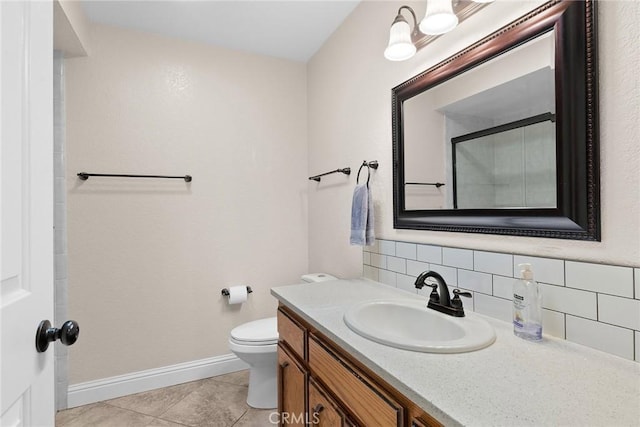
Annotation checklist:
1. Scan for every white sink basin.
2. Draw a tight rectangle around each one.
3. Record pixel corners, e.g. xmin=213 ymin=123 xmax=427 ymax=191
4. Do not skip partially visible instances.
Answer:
xmin=344 ymin=299 xmax=496 ymax=353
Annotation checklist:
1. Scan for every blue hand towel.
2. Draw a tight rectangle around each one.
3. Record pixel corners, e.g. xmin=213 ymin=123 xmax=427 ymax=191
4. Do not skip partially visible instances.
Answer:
xmin=350 ymin=184 xmax=375 ymax=246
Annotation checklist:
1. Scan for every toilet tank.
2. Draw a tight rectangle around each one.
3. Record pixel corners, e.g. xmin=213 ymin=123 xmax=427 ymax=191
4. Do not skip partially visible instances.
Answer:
xmin=301 ymin=273 xmax=337 ymax=283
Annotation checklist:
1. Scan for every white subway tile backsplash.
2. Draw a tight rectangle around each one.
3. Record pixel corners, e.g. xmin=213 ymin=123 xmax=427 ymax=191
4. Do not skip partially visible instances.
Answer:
xmin=565 ymin=261 xmax=634 ymax=298
xmin=370 ymin=253 xmax=387 ymax=269
xmin=493 ymin=275 xmax=516 ymax=300
xmin=442 ymin=248 xmax=473 ymax=269
xmin=367 ymin=240 xmax=380 ymax=254
xmin=513 ymin=255 xmax=564 ymax=286
xmin=379 ymin=240 xmax=396 ymax=256
xmin=427 ymin=264 xmax=457 ymax=287
xmin=396 ymin=274 xmax=418 ymax=294
xmin=417 ymin=244 xmax=442 ymax=264
xmin=598 ymin=294 xmax=640 ymax=330
xmin=406 ymin=260 xmax=430 ymax=277
xmin=387 ymin=256 xmax=407 ymax=274
xmin=363 ymin=265 xmax=379 ymax=281
xmin=360 ymin=239 xmax=640 ymax=362
xmin=457 ymin=270 xmax=492 ymax=295
xmin=540 ymin=284 xmax=597 ymax=320
xmin=566 ymin=315 xmax=635 ymax=360
xmin=474 ymin=251 xmax=513 ymax=277
xmin=542 ymin=309 xmax=565 ymax=339
xmin=396 ymin=242 xmax=417 ymax=260
xmin=378 ymin=269 xmax=397 ymax=287
xmin=474 ymin=294 xmax=512 ymax=323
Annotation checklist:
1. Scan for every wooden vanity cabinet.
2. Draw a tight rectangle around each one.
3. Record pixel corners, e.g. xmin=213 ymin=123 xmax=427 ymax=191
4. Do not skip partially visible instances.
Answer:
xmin=308 ymin=378 xmax=353 ymax=427
xmin=278 ymin=344 xmax=307 ymax=427
xmin=277 ymin=308 xmax=308 ymax=427
xmin=277 ymin=305 xmax=442 ymax=427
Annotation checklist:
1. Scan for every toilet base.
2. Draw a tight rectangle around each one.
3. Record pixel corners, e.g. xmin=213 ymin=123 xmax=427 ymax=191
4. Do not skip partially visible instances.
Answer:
xmin=246 ymin=361 xmax=277 ymax=409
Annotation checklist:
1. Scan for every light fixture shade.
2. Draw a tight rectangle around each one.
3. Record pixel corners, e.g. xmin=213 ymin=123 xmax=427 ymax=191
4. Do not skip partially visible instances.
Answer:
xmin=384 ymin=19 xmax=416 ymax=61
xmin=419 ymin=0 xmax=458 ymax=35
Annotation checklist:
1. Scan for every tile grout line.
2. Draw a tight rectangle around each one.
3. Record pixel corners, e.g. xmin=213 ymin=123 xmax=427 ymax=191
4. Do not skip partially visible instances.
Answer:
xmin=153 ymin=390 xmax=195 ymax=422
xmin=95 ymin=402 xmax=166 ymax=423
xmin=229 ymin=409 xmax=250 ymax=427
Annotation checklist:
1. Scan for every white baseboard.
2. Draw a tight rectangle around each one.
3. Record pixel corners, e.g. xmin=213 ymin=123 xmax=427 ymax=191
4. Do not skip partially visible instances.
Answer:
xmin=67 ymin=354 xmax=249 ymax=408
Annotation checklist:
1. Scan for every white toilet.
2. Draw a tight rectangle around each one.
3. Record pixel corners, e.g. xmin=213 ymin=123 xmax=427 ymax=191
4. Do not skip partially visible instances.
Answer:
xmin=228 ymin=273 xmax=337 ymax=409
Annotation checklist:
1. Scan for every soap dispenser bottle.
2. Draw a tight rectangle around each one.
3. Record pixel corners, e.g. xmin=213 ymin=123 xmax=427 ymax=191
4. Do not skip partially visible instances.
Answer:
xmin=513 ymin=263 xmax=542 ymax=341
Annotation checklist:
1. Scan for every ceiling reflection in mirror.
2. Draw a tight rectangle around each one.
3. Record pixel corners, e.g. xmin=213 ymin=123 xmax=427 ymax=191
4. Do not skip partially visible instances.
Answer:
xmin=403 ymin=31 xmax=556 ymax=211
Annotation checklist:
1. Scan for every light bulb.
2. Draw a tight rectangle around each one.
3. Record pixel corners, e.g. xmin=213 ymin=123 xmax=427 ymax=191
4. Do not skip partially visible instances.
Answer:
xmin=384 ymin=19 xmax=416 ymax=61
xmin=419 ymin=0 xmax=458 ymax=36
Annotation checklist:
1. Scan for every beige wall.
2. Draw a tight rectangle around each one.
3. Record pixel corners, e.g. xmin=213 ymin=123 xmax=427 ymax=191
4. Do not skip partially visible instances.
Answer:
xmin=66 ymin=24 xmax=308 ymax=383
xmin=308 ymin=0 xmax=640 ymax=279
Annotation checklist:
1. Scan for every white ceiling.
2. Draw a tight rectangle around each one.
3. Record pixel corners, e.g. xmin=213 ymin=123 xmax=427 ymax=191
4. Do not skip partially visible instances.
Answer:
xmin=81 ymin=0 xmax=361 ymax=62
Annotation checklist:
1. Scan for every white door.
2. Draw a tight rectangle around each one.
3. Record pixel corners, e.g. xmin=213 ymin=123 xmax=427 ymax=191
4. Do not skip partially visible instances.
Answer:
xmin=1 ymin=1 xmax=55 ymax=426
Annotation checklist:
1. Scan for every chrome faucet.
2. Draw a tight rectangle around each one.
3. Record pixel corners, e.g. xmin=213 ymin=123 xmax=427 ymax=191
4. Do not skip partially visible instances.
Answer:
xmin=414 ymin=271 xmax=471 ymax=317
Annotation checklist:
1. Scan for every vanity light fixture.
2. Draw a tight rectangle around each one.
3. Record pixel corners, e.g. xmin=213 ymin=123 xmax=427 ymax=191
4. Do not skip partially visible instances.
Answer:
xmin=384 ymin=0 xmax=494 ymax=61
xmin=383 ymin=6 xmax=420 ymax=61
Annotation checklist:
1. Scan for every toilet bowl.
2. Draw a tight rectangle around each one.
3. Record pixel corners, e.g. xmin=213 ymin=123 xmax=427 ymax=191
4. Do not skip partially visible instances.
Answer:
xmin=229 ymin=318 xmax=278 ymax=409
xmin=228 ymin=273 xmax=337 ymax=409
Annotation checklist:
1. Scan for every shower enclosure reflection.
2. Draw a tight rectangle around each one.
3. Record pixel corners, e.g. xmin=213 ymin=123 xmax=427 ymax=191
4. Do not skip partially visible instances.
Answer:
xmin=452 ymin=114 xmax=555 ymax=209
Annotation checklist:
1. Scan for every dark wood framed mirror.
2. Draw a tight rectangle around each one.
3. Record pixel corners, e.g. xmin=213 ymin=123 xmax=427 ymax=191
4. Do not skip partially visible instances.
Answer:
xmin=392 ymin=0 xmax=599 ymax=240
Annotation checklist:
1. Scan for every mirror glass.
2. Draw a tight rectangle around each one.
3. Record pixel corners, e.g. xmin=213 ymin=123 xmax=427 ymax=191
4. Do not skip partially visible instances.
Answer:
xmin=403 ymin=31 xmax=556 ymax=210
xmin=392 ymin=1 xmax=599 ymax=240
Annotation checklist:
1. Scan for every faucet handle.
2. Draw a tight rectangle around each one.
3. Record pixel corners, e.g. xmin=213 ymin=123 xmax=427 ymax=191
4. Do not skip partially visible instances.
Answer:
xmin=453 ymin=289 xmax=472 ymax=298
xmin=418 ymin=281 xmax=440 ymax=303
xmin=451 ymin=289 xmax=472 ymax=309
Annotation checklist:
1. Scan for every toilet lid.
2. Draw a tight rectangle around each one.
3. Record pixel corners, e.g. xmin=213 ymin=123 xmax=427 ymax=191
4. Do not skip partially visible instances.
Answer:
xmin=230 ymin=317 xmax=278 ymax=343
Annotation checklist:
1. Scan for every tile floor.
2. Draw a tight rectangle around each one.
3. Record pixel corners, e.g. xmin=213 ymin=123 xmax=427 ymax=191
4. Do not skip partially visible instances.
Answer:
xmin=56 ymin=370 xmax=275 ymax=427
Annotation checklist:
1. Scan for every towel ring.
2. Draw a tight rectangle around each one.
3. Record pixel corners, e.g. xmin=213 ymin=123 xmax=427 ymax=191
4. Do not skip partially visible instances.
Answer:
xmin=356 ymin=161 xmax=371 ymax=186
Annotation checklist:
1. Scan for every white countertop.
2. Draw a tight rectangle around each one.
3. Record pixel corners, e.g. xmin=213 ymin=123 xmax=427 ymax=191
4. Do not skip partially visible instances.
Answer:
xmin=271 ymin=278 xmax=640 ymax=426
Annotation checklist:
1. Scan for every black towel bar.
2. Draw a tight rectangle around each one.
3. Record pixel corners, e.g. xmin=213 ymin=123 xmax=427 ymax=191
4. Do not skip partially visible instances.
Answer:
xmin=309 ymin=167 xmax=351 ymax=182
xmin=78 ymin=172 xmax=192 ymax=182
xmin=405 ymin=182 xmax=445 ymax=188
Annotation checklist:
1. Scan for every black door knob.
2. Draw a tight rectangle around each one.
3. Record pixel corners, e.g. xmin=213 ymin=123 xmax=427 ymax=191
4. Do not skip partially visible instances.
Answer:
xmin=35 ymin=320 xmax=80 ymax=353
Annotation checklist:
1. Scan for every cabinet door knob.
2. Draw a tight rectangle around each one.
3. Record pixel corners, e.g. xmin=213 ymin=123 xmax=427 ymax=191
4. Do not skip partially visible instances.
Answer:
xmin=35 ymin=320 xmax=80 ymax=353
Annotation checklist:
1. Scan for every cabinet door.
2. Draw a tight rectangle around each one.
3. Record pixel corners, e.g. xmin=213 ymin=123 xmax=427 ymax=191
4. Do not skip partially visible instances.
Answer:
xmin=278 ymin=308 xmax=307 ymax=360
xmin=308 ymin=335 xmax=404 ymax=426
xmin=278 ymin=344 xmax=306 ymax=426
xmin=308 ymin=378 xmax=351 ymax=427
